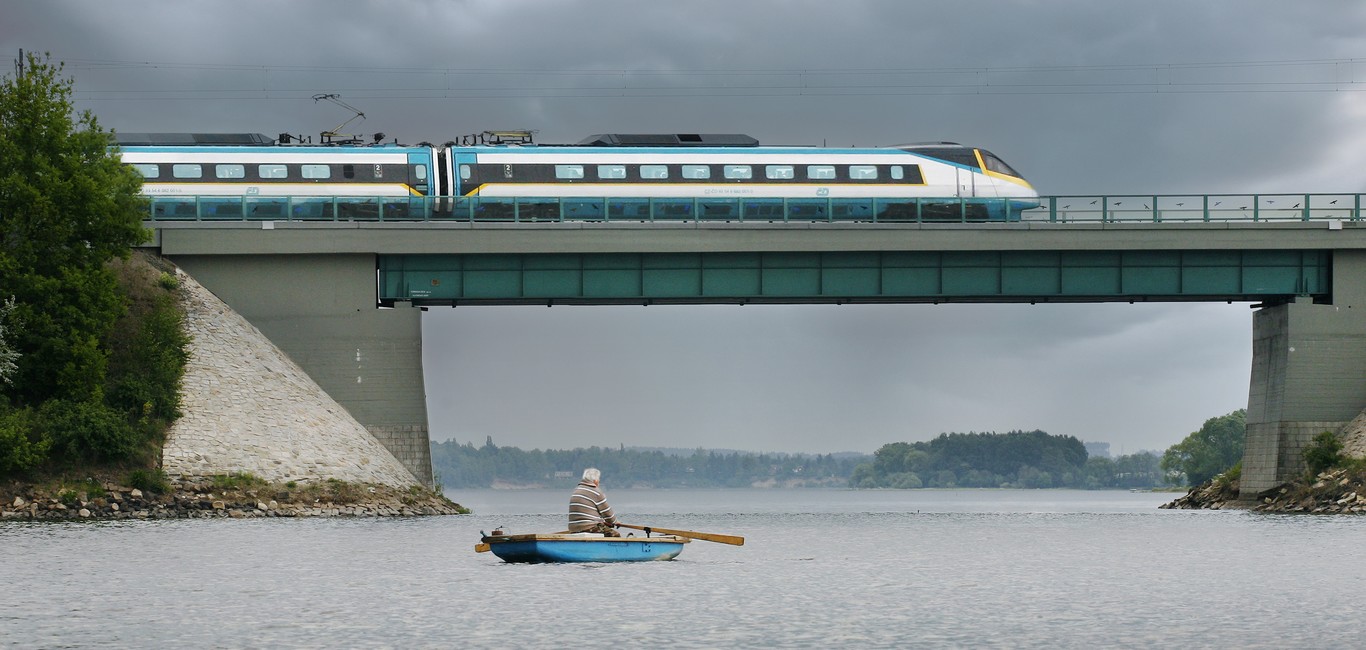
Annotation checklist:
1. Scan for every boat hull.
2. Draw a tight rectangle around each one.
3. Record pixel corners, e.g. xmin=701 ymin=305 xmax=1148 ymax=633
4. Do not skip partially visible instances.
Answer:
xmin=482 ymin=533 xmax=688 ymax=563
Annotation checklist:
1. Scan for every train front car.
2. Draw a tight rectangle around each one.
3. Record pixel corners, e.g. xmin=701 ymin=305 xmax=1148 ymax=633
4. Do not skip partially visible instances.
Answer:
xmin=895 ymin=143 xmax=1039 ymax=221
xmin=451 ymin=134 xmax=1038 ymax=222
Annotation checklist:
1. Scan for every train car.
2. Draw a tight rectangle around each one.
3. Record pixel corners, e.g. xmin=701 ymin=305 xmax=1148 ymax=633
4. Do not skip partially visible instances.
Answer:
xmin=116 ymin=132 xmax=1037 ymax=221
xmin=116 ymin=133 xmax=435 ymax=220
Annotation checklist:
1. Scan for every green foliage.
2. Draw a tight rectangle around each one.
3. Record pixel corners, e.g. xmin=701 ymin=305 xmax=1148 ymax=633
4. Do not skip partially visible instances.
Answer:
xmin=0 ymin=52 xmax=185 ymax=478
xmin=0 ymin=52 xmax=148 ymax=406
xmin=127 ymin=468 xmax=170 ymax=494
xmin=0 ymin=406 xmax=47 ymax=473
xmin=37 ymin=398 xmax=137 ymax=464
xmin=1212 ymin=462 xmax=1242 ymax=488
xmin=105 ymin=256 xmax=188 ymax=425
xmin=0 ymin=296 xmax=18 ymax=386
xmin=430 ymin=439 xmax=868 ymax=488
xmin=56 ymin=488 xmax=80 ymax=507
xmin=1080 ymin=452 xmax=1165 ymax=489
xmin=851 ymin=430 xmax=1091 ymax=489
xmin=1160 ymin=410 xmax=1246 ymax=486
xmin=210 ymin=472 xmax=267 ymax=491
xmin=1302 ymin=430 xmax=1343 ymax=477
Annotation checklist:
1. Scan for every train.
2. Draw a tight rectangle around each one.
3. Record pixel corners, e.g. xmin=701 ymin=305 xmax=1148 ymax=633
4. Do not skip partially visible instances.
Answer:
xmin=114 ymin=132 xmax=1039 ymax=222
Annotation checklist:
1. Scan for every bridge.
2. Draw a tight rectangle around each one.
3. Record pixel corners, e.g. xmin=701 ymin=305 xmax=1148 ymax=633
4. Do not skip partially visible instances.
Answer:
xmin=143 ymin=193 xmax=1366 ymax=497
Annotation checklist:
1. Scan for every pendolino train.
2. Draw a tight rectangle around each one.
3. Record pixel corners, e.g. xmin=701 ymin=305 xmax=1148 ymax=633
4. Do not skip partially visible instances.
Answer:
xmin=115 ymin=131 xmax=1039 ymax=222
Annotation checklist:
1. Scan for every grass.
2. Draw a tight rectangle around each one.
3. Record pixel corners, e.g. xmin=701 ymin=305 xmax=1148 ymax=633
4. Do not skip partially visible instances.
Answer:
xmin=209 ymin=472 xmax=269 ymax=491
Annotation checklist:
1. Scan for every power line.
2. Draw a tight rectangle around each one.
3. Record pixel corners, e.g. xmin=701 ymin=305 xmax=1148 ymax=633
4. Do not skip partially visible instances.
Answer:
xmin=62 ymin=55 xmax=1366 ymax=102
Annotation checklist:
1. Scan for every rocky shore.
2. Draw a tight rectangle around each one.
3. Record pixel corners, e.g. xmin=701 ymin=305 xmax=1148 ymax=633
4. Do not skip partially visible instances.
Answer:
xmin=1 ymin=476 xmax=467 ymax=521
xmin=1161 ymin=467 xmax=1366 ymax=513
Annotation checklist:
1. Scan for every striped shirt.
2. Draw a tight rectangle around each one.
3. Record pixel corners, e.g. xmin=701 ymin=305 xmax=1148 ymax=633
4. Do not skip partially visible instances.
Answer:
xmin=568 ymin=480 xmax=617 ymax=532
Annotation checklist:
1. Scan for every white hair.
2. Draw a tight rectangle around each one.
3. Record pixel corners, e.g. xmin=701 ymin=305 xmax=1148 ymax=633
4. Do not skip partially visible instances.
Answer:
xmin=582 ymin=468 xmax=601 ymax=482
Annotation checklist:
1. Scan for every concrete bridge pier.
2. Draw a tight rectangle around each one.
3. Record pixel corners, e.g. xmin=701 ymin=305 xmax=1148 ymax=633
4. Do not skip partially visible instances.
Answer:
xmin=167 ymin=253 xmax=434 ymax=487
xmin=1241 ymin=250 xmax=1366 ymax=498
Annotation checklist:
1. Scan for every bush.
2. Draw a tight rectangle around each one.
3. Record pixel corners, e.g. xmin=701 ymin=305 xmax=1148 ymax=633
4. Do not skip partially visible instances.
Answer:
xmin=127 ymin=468 xmax=170 ymax=494
xmin=888 ymin=472 xmax=923 ymax=489
xmin=1303 ymin=430 xmax=1343 ymax=477
xmin=105 ymin=268 xmax=188 ymax=425
xmin=38 ymin=398 xmax=137 ymax=464
xmin=1212 ymin=462 xmax=1242 ymax=487
xmin=0 ymin=407 xmax=47 ymax=474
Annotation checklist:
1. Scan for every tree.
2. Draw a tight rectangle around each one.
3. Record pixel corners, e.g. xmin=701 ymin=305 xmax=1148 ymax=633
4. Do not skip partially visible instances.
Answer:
xmin=0 ymin=52 xmax=147 ymax=404
xmin=0 ymin=296 xmax=17 ymax=386
xmin=1161 ymin=410 xmax=1246 ymax=486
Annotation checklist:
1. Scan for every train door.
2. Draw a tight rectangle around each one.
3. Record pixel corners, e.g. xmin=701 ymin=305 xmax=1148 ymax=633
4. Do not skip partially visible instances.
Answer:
xmin=407 ymin=152 xmax=431 ymax=195
xmin=452 ymin=152 xmax=478 ymax=196
xmin=956 ymin=166 xmax=977 ymax=197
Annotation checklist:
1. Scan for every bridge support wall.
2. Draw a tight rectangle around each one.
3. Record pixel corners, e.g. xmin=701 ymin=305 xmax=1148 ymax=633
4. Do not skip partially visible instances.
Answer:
xmin=167 ymin=253 xmax=433 ymax=487
xmin=1241 ymin=250 xmax=1366 ymax=497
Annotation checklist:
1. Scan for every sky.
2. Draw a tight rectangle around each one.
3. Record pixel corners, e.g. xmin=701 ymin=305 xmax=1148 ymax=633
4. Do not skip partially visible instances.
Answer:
xmin=6 ymin=0 xmax=1365 ymax=455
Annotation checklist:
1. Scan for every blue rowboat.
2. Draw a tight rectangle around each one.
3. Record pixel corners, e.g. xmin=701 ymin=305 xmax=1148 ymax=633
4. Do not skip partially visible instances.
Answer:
xmin=479 ymin=532 xmax=689 ymax=563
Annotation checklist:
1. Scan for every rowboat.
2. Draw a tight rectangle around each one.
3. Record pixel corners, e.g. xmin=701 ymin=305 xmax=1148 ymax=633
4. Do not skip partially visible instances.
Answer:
xmin=478 ymin=531 xmax=690 ymax=563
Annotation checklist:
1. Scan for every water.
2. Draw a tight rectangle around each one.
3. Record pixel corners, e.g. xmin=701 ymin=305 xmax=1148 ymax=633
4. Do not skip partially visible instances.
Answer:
xmin=4 ymin=489 xmax=1365 ymax=648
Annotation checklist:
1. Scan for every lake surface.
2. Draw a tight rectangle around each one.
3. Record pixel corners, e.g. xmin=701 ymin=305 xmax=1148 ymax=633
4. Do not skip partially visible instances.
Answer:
xmin=4 ymin=488 xmax=1365 ymax=648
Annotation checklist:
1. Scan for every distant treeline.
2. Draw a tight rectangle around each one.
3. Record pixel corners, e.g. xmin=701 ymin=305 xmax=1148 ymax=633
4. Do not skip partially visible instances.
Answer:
xmin=430 ymin=437 xmax=866 ymax=488
xmin=851 ymin=430 xmax=1165 ymax=489
xmin=431 ymin=431 xmax=1166 ymax=490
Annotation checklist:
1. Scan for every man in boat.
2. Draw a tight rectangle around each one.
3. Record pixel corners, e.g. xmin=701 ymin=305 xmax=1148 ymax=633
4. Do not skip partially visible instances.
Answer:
xmin=569 ymin=468 xmax=621 ymax=537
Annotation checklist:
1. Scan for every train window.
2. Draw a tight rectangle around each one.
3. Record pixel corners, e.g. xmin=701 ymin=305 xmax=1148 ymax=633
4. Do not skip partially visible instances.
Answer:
xmin=460 ymin=165 xmax=472 ymax=180
xmin=301 ymin=164 xmax=331 ymax=179
xmin=132 ymin=164 xmax=159 ymax=178
xmin=343 ymin=164 xmax=355 ymax=179
xmin=596 ymin=164 xmax=627 ymax=180
xmin=555 ymin=164 xmax=585 ymax=180
xmin=806 ymin=165 xmax=836 ymax=180
xmin=640 ymin=165 xmax=669 ymax=179
xmin=890 ymin=166 xmax=905 ymax=180
xmin=849 ymin=165 xmax=878 ymax=180
xmin=980 ymin=150 xmax=1021 ymax=177
xmin=765 ymin=165 xmax=794 ymax=180
xmin=215 ymin=164 xmax=245 ymax=179
xmin=413 ymin=164 xmax=428 ymax=181
xmin=723 ymin=165 xmax=752 ymax=180
xmin=258 ymin=164 xmax=288 ymax=179
xmin=681 ymin=165 xmax=710 ymax=179
xmin=172 ymin=164 xmax=202 ymax=179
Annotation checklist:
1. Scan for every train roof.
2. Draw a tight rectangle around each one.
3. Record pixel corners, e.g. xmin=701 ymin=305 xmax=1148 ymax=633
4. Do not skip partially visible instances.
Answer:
xmin=114 ymin=133 xmax=276 ymax=146
xmin=575 ymin=133 xmax=759 ymax=147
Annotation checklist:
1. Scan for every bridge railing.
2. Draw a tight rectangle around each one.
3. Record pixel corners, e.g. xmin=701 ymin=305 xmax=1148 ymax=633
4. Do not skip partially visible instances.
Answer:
xmin=1032 ymin=194 xmax=1364 ymax=223
xmin=139 ymin=194 xmax=1366 ymax=224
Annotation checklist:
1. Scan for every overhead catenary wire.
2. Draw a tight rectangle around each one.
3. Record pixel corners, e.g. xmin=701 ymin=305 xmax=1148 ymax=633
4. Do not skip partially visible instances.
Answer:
xmin=61 ymin=55 xmax=1366 ymax=101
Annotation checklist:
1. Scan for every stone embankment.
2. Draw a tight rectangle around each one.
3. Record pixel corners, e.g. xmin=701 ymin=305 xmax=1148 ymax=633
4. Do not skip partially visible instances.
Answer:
xmin=1163 ymin=468 xmax=1366 ymax=513
xmin=1164 ymin=409 xmax=1366 ymax=513
xmin=1 ymin=477 xmax=465 ymax=521
xmin=163 ymin=267 xmax=421 ymax=489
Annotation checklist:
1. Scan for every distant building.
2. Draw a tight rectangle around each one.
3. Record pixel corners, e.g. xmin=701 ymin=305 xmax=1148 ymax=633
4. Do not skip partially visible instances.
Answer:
xmin=1084 ymin=441 xmax=1111 ymax=459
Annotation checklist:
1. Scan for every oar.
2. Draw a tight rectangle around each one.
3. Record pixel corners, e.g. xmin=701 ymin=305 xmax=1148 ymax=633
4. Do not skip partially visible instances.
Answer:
xmin=617 ymin=523 xmax=744 ymax=546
